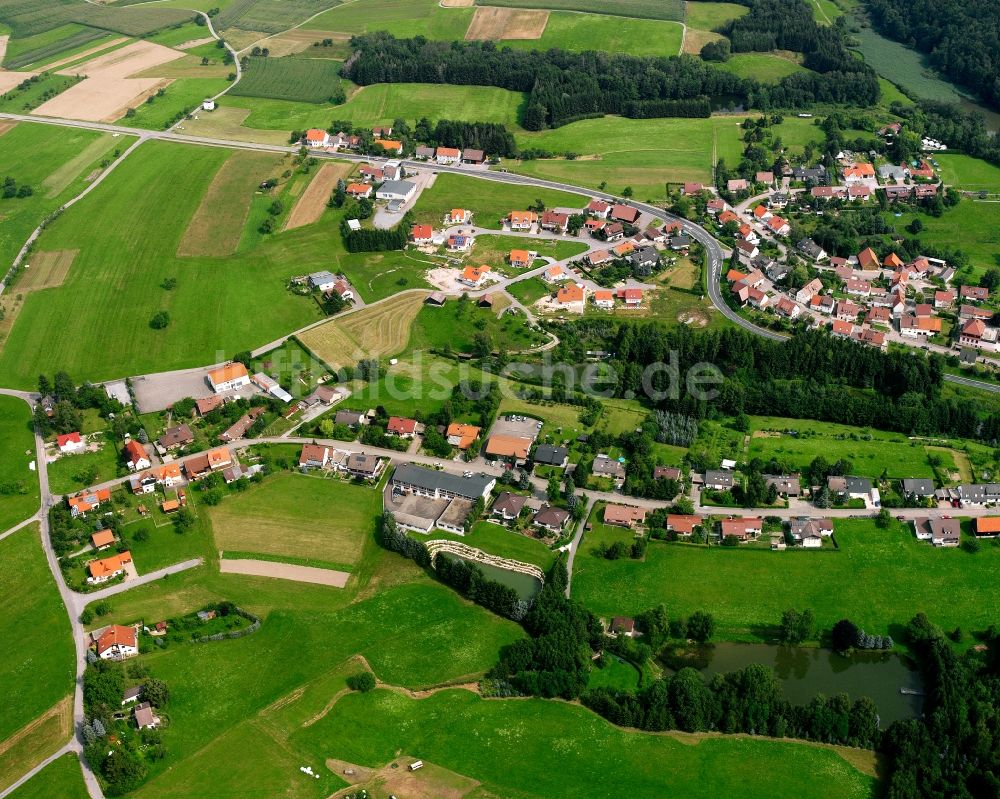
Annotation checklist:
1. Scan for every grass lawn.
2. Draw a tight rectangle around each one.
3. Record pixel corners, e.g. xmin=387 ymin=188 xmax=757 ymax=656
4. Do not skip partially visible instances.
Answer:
xmin=291 ymin=689 xmax=873 ymax=799
xmin=306 ymin=0 xmax=475 ymax=40
xmin=502 ymin=13 xmax=684 ymax=57
xmin=209 ymin=473 xmax=381 ymax=572
xmin=511 ymin=115 xmax=747 ymax=199
xmin=507 ymin=276 xmax=550 ymax=305
xmin=6 ymin=753 xmax=88 ymax=799
xmin=878 ymin=77 xmax=913 ymax=107
xmin=343 ymin=354 xmax=472 ymax=418
xmin=124 ymin=579 xmax=523 ymax=796
xmin=428 ymin=520 xmax=557 ymax=571
xmin=0 ymin=140 xmax=326 ymax=388
xmin=0 ymin=526 xmax=74 ymax=742
xmin=0 ymin=395 xmax=39 ymax=532
xmin=123 ymin=76 xmax=230 ymax=129
xmin=935 ymin=154 xmax=1000 ymax=192
xmin=596 ymin=400 xmax=649 ymax=436
xmin=588 ymin=653 xmax=641 ymax=691
xmin=413 ymin=172 xmax=588 ymax=230
xmin=479 ymin=0 xmax=685 ymax=21
xmin=684 ymin=1 xmax=748 ymax=30
xmin=718 ymin=52 xmax=809 ymax=83
xmin=573 ymin=518 xmax=1000 ymax=641
xmin=470 ymin=234 xmax=589 ymax=270
xmin=406 ymin=300 xmax=546 ymax=355
xmin=236 ymin=82 xmax=526 ymax=132
xmin=45 ymin=433 xmax=123 ymax=495
xmin=889 ymin=199 xmax=1000 ymax=280
xmin=747 ymin=415 xmax=942 ymax=478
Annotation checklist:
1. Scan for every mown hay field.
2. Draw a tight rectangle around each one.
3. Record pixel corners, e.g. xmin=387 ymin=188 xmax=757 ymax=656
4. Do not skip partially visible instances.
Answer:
xmin=477 ymin=0 xmax=684 ymax=21
xmin=299 ymin=291 xmax=428 ymax=368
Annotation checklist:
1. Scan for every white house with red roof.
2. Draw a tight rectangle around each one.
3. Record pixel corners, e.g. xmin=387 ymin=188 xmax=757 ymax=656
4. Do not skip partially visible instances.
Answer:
xmin=410 ymin=224 xmax=433 ymax=244
xmin=95 ymin=625 xmax=138 ymax=660
xmin=123 ymin=440 xmax=151 ymax=472
xmin=57 ymin=432 xmax=85 ymax=453
xmin=304 ymin=129 xmax=330 ymax=148
xmin=586 ymin=200 xmax=610 ymax=218
xmin=387 ymin=417 xmax=419 ymax=438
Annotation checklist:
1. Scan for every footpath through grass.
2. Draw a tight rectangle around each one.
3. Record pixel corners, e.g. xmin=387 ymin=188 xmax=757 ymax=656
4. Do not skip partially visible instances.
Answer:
xmin=573 ymin=518 xmax=1000 ymax=640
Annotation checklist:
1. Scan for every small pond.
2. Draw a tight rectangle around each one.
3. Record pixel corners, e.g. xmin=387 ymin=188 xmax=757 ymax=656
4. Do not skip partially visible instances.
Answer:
xmin=442 ymin=553 xmax=543 ymax=601
xmin=666 ymin=641 xmax=923 ymax=725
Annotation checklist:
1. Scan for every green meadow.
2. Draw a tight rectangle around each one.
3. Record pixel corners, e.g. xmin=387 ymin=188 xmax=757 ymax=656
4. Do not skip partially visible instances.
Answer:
xmin=412 ymin=172 xmax=588 ymax=229
xmin=237 ymin=82 xmax=526 ymax=131
xmin=502 ymin=14 xmax=684 ymax=57
xmin=6 ymin=754 xmax=89 ymax=799
xmin=719 ymin=52 xmax=809 ymax=83
xmin=747 ymin=415 xmax=945 ymax=478
xmin=0 ymin=122 xmax=124 ymax=272
xmin=290 ymin=689 xmax=873 ymax=799
xmin=306 ymin=0 xmax=474 ymax=40
xmin=0 ymin=527 xmax=74 ymax=742
xmin=0 ymin=395 xmax=39 ymax=533
xmin=0 ymin=141 xmax=324 ymax=387
xmin=511 ymin=115 xmax=749 ymax=197
xmin=889 ymin=199 xmax=1000 ymax=278
xmin=684 ymin=1 xmax=748 ymax=31
xmin=935 ymin=154 xmax=1000 ymax=192
xmin=573 ymin=518 xmax=1000 ymax=640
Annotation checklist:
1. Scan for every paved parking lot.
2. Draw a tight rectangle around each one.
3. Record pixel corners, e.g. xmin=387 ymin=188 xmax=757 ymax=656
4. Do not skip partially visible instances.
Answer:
xmin=131 ymin=366 xmax=256 ymax=413
xmin=489 ymin=414 xmax=542 ymax=441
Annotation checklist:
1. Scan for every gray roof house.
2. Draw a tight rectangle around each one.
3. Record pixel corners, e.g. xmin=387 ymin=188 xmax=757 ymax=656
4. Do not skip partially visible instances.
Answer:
xmin=334 ymin=410 xmax=367 ymax=428
xmin=912 ymin=517 xmax=960 ymax=547
xmin=414 ymin=145 xmax=435 ymax=160
xmin=534 ymin=444 xmax=568 ymax=467
xmin=630 ymin=246 xmax=660 ymax=268
xmin=704 ymin=470 xmax=735 ymax=490
xmin=764 ymin=474 xmax=801 ymax=496
xmin=491 ymin=491 xmax=527 ymax=521
xmin=533 ymin=504 xmax=570 ymax=532
xmin=827 ymin=475 xmax=873 ymax=496
xmin=391 ymin=463 xmax=494 ymax=501
xmin=901 ymin=478 xmax=935 ymax=497
xmin=592 ymin=454 xmax=626 ymax=481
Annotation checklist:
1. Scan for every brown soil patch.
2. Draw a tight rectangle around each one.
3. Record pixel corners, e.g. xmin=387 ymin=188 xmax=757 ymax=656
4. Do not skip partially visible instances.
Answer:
xmin=328 ymin=755 xmax=481 ymax=799
xmin=0 ymin=70 xmax=36 ymax=95
xmin=177 ymin=150 xmax=280 ymax=257
xmin=0 ymin=120 xmax=16 ymax=137
xmin=18 ymin=250 xmax=78 ymax=291
xmin=176 ymin=37 xmax=216 ymax=50
xmin=284 ymin=162 xmax=352 ymax=230
xmin=465 ymin=6 xmax=549 ymax=40
xmin=219 ymin=558 xmax=351 ymax=587
xmin=678 ymin=308 xmax=709 ymax=326
xmin=222 ymin=28 xmax=269 ymax=52
xmin=683 ymin=27 xmax=725 ymax=55
xmin=0 ymin=34 xmax=7 ymax=63
xmin=181 ymin=105 xmax=289 ymax=146
xmin=41 ymin=36 xmax=129 ymax=71
xmin=34 ymin=40 xmax=183 ymax=122
xmin=441 ymin=0 xmax=474 ymax=6
xmin=300 ymin=291 xmax=428 ymax=369
xmin=264 ymin=29 xmax=351 ymax=57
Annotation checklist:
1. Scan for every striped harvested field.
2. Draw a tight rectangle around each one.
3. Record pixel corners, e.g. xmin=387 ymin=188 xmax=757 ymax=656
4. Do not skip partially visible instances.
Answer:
xmin=299 ymin=291 xmax=428 ymax=369
xmin=284 ymin=162 xmax=353 ymax=230
xmin=18 ymin=250 xmax=78 ymax=291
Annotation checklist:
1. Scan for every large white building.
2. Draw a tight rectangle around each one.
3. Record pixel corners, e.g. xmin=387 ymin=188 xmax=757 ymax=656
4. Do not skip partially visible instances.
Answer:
xmin=375 ymin=180 xmax=417 ymax=203
xmin=206 ymin=363 xmax=250 ymax=394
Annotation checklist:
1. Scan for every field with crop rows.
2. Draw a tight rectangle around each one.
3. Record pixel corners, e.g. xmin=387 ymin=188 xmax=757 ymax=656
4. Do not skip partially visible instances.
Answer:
xmin=229 ymin=56 xmax=343 ymax=103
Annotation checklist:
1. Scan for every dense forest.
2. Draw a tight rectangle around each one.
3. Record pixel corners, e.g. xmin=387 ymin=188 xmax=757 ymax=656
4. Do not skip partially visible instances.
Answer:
xmin=865 ymin=0 xmax=1000 ymax=111
xmin=342 ymin=33 xmax=878 ymax=129
xmin=553 ymin=322 xmax=1000 ymax=442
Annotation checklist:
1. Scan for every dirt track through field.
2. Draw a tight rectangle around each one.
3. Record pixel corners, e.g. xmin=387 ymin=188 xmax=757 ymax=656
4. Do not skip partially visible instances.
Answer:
xmin=0 ymin=34 xmax=7 ymax=63
xmin=177 ymin=150 xmax=280 ymax=257
xmin=0 ymin=120 xmax=16 ymax=137
xmin=219 ymin=558 xmax=351 ymax=587
xmin=34 ymin=40 xmax=183 ymax=122
xmin=284 ymin=162 xmax=351 ymax=230
xmin=465 ymin=6 xmax=548 ymax=39
xmin=299 ymin=291 xmax=428 ymax=368
xmin=41 ymin=36 xmax=130 ymax=72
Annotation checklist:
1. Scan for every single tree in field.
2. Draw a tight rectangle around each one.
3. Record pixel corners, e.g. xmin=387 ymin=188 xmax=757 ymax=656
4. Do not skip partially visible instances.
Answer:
xmin=149 ymin=311 xmax=170 ymax=330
